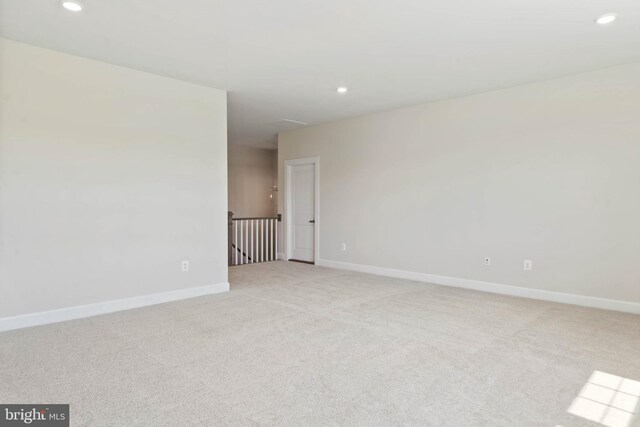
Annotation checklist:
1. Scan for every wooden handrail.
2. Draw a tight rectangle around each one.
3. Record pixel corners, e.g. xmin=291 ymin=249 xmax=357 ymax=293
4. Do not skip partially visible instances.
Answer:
xmin=232 ymin=216 xmax=278 ymax=221
xmin=231 ymin=243 xmax=252 ymax=262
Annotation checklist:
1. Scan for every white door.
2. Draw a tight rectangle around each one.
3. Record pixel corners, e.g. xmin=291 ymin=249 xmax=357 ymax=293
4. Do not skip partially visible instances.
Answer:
xmin=290 ymin=163 xmax=315 ymax=262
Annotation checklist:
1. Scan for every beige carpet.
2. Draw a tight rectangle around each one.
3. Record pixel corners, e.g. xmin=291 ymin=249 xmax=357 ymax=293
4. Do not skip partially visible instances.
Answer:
xmin=1 ymin=261 xmax=639 ymax=426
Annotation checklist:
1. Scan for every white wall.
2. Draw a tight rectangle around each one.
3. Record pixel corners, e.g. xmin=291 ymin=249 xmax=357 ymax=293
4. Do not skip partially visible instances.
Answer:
xmin=0 ymin=39 xmax=228 ymax=319
xmin=278 ymin=62 xmax=640 ymax=307
xmin=228 ymin=144 xmax=277 ymax=218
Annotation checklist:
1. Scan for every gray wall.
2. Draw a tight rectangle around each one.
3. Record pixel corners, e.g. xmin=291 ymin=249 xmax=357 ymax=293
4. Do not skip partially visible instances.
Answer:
xmin=228 ymin=144 xmax=277 ymax=218
xmin=279 ymin=62 xmax=640 ymax=304
xmin=0 ymin=39 xmax=228 ymax=317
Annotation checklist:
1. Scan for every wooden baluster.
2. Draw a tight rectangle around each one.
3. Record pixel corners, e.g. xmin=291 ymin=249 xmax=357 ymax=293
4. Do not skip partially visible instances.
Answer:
xmin=236 ymin=220 xmax=242 ymax=265
xmin=228 ymin=212 xmax=233 ymax=266
xmin=269 ymin=218 xmax=276 ymax=261
xmin=272 ymin=218 xmax=275 ymax=261
xmin=268 ymin=218 xmax=272 ymax=261
xmin=266 ymin=219 xmax=270 ymax=261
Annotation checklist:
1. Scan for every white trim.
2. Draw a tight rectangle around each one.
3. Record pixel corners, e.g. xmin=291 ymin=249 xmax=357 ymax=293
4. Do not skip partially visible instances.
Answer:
xmin=0 ymin=282 xmax=230 ymax=333
xmin=284 ymin=157 xmax=320 ymax=264
xmin=317 ymin=259 xmax=640 ymax=314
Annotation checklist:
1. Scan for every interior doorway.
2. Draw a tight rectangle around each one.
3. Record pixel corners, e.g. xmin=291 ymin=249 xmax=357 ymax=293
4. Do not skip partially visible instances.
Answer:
xmin=284 ymin=157 xmax=319 ymax=264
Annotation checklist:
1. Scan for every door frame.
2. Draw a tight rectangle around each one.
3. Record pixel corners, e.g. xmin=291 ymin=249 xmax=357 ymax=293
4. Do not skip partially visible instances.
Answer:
xmin=284 ymin=157 xmax=320 ymax=264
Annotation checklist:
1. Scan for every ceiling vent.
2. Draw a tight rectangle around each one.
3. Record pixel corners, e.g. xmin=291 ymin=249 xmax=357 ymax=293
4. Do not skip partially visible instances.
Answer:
xmin=269 ymin=119 xmax=308 ymax=129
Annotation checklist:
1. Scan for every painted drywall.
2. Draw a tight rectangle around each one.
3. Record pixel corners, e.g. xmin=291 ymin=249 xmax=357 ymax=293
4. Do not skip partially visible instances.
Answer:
xmin=278 ymin=62 xmax=640 ymax=305
xmin=228 ymin=144 xmax=277 ymax=218
xmin=0 ymin=39 xmax=228 ymax=318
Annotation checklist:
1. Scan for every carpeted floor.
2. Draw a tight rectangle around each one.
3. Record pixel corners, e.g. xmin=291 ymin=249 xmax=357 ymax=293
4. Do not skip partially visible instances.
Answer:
xmin=1 ymin=261 xmax=639 ymax=426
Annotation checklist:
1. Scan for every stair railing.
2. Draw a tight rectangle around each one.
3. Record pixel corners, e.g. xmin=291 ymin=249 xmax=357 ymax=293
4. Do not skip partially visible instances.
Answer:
xmin=229 ymin=212 xmax=280 ymax=266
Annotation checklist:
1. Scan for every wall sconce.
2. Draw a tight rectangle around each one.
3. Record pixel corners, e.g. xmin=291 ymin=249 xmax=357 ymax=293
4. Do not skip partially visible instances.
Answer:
xmin=269 ymin=186 xmax=278 ymax=199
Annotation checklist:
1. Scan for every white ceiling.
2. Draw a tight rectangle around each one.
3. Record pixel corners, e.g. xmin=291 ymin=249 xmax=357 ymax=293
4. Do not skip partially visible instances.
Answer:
xmin=1 ymin=0 xmax=639 ymax=149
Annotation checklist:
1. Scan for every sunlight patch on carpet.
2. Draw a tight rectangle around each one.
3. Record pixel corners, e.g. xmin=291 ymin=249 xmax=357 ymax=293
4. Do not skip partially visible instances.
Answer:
xmin=567 ymin=371 xmax=639 ymax=427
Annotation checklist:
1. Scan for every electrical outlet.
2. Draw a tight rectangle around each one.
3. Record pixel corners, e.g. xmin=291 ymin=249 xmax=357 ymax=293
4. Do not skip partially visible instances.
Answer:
xmin=340 ymin=243 xmax=347 ymax=251
xmin=523 ymin=260 xmax=532 ymax=271
xmin=484 ymin=257 xmax=491 ymax=266
xmin=181 ymin=260 xmax=190 ymax=272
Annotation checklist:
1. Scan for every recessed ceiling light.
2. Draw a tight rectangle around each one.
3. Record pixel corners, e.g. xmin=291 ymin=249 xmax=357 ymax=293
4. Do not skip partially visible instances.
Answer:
xmin=62 ymin=0 xmax=84 ymax=12
xmin=337 ymin=87 xmax=348 ymax=94
xmin=595 ymin=14 xmax=617 ymax=25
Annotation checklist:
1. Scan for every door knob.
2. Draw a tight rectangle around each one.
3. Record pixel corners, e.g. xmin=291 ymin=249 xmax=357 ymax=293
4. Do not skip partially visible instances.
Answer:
xmin=309 ymin=220 xmax=315 ymax=223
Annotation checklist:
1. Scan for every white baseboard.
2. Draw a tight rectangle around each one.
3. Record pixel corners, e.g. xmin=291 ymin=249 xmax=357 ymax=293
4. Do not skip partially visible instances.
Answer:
xmin=0 ymin=282 xmax=230 ymax=333
xmin=317 ymin=259 xmax=640 ymax=315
